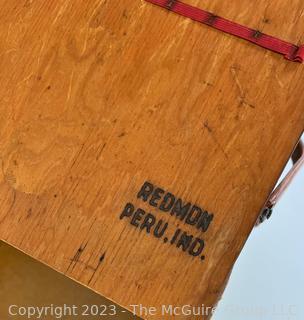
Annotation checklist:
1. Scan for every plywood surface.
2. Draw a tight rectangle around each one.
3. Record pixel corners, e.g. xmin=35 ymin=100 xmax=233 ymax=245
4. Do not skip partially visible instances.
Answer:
xmin=0 ymin=0 xmax=303 ymax=318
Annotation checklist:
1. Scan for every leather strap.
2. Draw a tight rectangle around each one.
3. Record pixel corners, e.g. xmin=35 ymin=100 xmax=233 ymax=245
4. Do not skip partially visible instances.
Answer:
xmin=256 ymin=140 xmax=304 ymax=226
xmin=145 ymin=0 xmax=304 ymax=63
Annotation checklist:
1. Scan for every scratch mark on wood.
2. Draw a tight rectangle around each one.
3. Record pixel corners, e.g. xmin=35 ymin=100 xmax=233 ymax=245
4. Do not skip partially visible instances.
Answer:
xmin=67 ymin=70 xmax=74 ymax=102
xmin=203 ymin=121 xmax=228 ymax=159
xmin=230 ymin=66 xmax=255 ymax=109
xmin=88 ymin=251 xmax=106 ymax=285
xmin=66 ymin=241 xmax=88 ymax=273
xmin=96 ymin=142 xmax=107 ymax=160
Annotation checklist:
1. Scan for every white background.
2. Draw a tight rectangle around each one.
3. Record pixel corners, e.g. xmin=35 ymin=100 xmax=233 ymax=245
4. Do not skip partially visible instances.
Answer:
xmin=214 ymin=142 xmax=304 ymax=320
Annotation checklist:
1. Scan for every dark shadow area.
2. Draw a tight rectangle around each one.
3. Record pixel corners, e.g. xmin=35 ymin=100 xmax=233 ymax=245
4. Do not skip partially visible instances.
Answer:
xmin=0 ymin=241 xmax=140 ymax=319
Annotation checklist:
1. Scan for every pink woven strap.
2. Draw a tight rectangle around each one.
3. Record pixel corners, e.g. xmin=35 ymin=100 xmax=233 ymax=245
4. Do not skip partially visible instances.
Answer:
xmin=146 ymin=0 xmax=304 ymax=63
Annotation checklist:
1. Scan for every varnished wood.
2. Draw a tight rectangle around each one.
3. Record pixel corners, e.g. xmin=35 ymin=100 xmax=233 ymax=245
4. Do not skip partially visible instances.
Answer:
xmin=0 ymin=0 xmax=303 ymax=318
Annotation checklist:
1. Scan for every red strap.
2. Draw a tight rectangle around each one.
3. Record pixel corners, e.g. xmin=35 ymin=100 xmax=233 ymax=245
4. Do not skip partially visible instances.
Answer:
xmin=146 ymin=0 xmax=304 ymax=63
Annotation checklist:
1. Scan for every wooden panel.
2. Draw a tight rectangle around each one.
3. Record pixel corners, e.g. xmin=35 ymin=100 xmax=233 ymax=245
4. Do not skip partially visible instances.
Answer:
xmin=0 ymin=0 xmax=303 ymax=318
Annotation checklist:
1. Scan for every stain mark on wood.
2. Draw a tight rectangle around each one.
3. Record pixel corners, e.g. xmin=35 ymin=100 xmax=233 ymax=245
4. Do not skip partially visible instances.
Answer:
xmin=26 ymin=208 xmax=32 ymax=219
xmin=118 ymin=132 xmax=126 ymax=138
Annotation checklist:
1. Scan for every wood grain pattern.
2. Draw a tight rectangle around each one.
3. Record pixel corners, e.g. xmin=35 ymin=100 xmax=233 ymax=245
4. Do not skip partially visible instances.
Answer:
xmin=0 ymin=0 xmax=303 ymax=318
